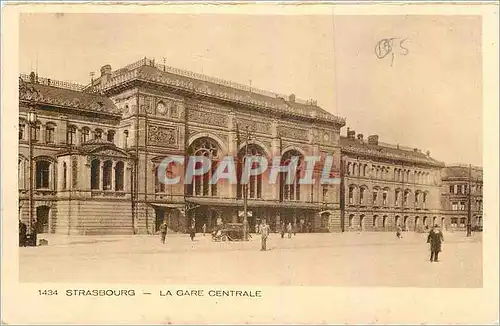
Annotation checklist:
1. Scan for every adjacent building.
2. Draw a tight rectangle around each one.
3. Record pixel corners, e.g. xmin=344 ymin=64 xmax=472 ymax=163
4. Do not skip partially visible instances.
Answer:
xmin=340 ymin=129 xmax=445 ymax=232
xmin=440 ymin=165 xmax=483 ymax=230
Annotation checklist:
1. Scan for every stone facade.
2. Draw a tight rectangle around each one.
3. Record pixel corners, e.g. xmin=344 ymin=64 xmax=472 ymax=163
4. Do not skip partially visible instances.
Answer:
xmin=440 ymin=165 xmax=483 ymax=230
xmin=18 ymin=60 xmax=483 ymax=237
xmin=18 ymin=60 xmax=345 ymax=235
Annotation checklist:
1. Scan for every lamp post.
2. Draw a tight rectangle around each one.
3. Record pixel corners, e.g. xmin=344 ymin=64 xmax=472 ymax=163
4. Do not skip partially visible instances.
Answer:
xmin=242 ymin=126 xmax=251 ymax=241
xmin=27 ymin=106 xmax=37 ymax=234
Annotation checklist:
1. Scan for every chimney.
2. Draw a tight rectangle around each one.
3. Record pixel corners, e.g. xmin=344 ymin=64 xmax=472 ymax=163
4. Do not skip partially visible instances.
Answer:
xmin=289 ymin=94 xmax=296 ymax=103
xmin=29 ymin=71 xmax=36 ymax=83
xmin=347 ymin=129 xmax=356 ymax=139
xmin=357 ymin=134 xmax=364 ymax=142
xmin=100 ymin=64 xmax=112 ymax=84
xmin=367 ymin=135 xmax=379 ymax=145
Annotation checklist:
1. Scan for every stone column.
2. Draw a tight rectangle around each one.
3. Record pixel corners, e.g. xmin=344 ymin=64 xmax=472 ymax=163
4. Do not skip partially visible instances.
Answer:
xmin=99 ymin=161 xmax=104 ymax=190
xmin=112 ymin=161 xmax=117 ymax=191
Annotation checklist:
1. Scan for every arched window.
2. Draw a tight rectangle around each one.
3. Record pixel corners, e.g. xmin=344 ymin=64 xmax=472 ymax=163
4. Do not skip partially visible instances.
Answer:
xmin=35 ymin=160 xmax=51 ymax=189
xmin=67 ymin=125 xmax=77 ymax=145
xmin=382 ymin=215 xmax=388 ymax=228
xmin=81 ymin=127 xmax=90 ymax=144
xmin=123 ymin=130 xmax=129 ymax=149
xmin=372 ymin=188 xmax=379 ymax=205
xmin=360 ymin=215 xmax=365 ymax=230
xmin=90 ymin=159 xmax=100 ymax=190
xmin=348 ymin=186 xmax=355 ymax=204
xmin=359 ymin=186 xmax=366 ymax=205
xmin=363 ymin=164 xmax=367 ymax=176
xmin=115 ymin=161 xmax=124 ymax=191
xmin=45 ymin=122 xmax=56 ymax=144
xmin=62 ymin=162 xmax=67 ymax=190
xmin=347 ymin=162 xmax=352 ymax=176
xmin=107 ymin=130 xmax=115 ymax=143
xmin=373 ymin=215 xmax=378 ymax=228
xmin=382 ymin=187 xmax=389 ymax=206
xmin=348 ymin=214 xmax=354 ymax=228
xmin=103 ymin=160 xmax=113 ymax=190
xmin=395 ymin=189 xmax=401 ymax=206
xmin=94 ymin=128 xmax=103 ymax=140
xmin=238 ymin=144 xmax=266 ymax=199
xmin=404 ymin=189 xmax=410 ymax=206
xmin=187 ymin=137 xmax=220 ymax=197
xmin=281 ymin=150 xmax=304 ymax=201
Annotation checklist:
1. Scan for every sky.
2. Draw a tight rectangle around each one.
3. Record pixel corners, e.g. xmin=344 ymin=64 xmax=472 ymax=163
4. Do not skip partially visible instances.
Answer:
xmin=19 ymin=13 xmax=482 ymax=166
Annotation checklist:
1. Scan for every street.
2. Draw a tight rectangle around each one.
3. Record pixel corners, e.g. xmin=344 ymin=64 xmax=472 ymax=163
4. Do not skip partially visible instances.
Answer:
xmin=19 ymin=231 xmax=482 ymax=287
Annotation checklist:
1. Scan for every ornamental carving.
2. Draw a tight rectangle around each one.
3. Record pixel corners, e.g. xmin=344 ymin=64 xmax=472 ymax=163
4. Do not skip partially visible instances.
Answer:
xmin=148 ymin=125 xmax=178 ymax=147
xmin=188 ymin=109 xmax=228 ymax=127
xmin=236 ymin=118 xmax=271 ymax=135
xmin=278 ymin=126 xmax=309 ymax=141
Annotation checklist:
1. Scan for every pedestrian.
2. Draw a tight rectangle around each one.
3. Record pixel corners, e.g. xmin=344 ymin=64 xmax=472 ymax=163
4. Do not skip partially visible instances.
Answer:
xmin=202 ymin=223 xmax=207 ymax=236
xmin=259 ymin=219 xmax=270 ymax=251
xmin=280 ymin=221 xmax=285 ymax=239
xmin=427 ymin=224 xmax=444 ymax=262
xmin=396 ymin=225 xmax=402 ymax=239
xmin=189 ymin=223 xmax=196 ymax=241
xmin=287 ymin=222 xmax=292 ymax=238
xmin=19 ymin=220 xmax=27 ymax=247
xmin=159 ymin=220 xmax=168 ymax=244
xmin=293 ymin=223 xmax=297 ymax=236
xmin=255 ymin=223 xmax=259 ymax=234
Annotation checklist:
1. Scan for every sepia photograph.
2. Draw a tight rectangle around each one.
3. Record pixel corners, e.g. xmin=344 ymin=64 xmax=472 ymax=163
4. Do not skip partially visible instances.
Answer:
xmin=2 ymin=3 xmax=499 ymax=325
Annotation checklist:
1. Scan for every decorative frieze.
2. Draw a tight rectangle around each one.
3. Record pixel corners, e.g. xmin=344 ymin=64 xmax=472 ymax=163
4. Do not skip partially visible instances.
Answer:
xmin=188 ymin=109 xmax=228 ymax=127
xmin=148 ymin=125 xmax=178 ymax=147
xmin=278 ymin=125 xmax=309 ymax=141
xmin=236 ymin=118 xmax=271 ymax=135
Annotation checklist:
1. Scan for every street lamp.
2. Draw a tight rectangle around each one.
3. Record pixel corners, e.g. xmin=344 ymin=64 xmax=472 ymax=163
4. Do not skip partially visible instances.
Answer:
xmin=242 ymin=126 xmax=251 ymax=241
xmin=27 ymin=106 xmax=37 ymax=235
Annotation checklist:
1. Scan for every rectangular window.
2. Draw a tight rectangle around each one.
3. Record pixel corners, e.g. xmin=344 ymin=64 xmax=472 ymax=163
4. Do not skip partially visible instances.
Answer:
xmin=382 ymin=192 xmax=387 ymax=206
xmin=19 ymin=124 xmax=25 ymax=140
xmin=46 ymin=127 xmax=55 ymax=144
xmin=459 ymin=201 xmax=466 ymax=211
xmin=449 ymin=185 xmax=454 ymax=194
xmin=451 ymin=202 xmax=458 ymax=211
xmin=451 ymin=217 xmax=458 ymax=227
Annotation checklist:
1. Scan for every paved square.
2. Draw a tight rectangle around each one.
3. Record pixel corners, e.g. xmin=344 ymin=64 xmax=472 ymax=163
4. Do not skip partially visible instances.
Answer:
xmin=19 ymin=231 xmax=482 ymax=287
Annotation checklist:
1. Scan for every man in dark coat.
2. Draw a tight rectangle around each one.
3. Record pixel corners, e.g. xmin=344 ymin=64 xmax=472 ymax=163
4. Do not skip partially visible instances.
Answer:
xmin=189 ymin=222 xmax=196 ymax=241
xmin=159 ymin=221 xmax=168 ymax=244
xmin=19 ymin=220 xmax=27 ymax=247
xmin=427 ymin=225 xmax=444 ymax=262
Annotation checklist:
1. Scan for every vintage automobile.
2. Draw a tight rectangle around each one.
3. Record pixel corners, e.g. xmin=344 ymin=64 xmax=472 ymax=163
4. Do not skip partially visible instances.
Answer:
xmin=212 ymin=223 xmax=251 ymax=241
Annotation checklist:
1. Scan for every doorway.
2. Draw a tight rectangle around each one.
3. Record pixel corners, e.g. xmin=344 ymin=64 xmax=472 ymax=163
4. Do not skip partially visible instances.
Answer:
xmin=35 ymin=206 xmax=50 ymax=234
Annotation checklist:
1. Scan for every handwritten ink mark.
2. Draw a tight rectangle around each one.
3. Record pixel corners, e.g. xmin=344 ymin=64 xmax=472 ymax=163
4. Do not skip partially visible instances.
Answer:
xmin=375 ymin=37 xmax=409 ymax=67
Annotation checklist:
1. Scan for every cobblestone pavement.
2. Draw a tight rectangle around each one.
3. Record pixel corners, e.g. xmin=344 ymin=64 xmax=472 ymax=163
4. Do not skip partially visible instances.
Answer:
xmin=19 ymin=231 xmax=482 ymax=287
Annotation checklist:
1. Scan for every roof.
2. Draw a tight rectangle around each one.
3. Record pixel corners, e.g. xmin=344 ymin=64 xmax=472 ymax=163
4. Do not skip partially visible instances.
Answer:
xmin=92 ymin=58 xmax=345 ymax=125
xmin=442 ymin=165 xmax=483 ymax=181
xmin=56 ymin=139 xmax=130 ymax=158
xmin=19 ymin=76 xmax=119 ymax=116
xmin=340 ymin=136 xmax=444 ymax=167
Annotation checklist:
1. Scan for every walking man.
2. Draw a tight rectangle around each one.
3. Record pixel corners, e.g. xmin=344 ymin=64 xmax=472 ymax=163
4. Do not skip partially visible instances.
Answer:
xmin=280 ymin=221 xmax=285 ymax=239
xmin=427 ymin=224 xmax=444 ymax=262
xmin=396 ymin=225 xmax=403 ymax=239
xmin=189 ymin=222 xmax=196 ymax=241
xmin=287 ymin=222 xmax=292 ymax=238
xmin=259 ymin=219 xmax=270 ymax=251
xmin=202 ymin=223 xmax=207 ymax=236
xmin=159 ymin=220 xmax=168 ymax=244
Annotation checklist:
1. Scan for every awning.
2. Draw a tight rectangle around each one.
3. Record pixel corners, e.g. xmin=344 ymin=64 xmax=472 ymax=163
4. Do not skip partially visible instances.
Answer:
xmin=149 ymin=203 xmax=185 ymax=209
xmin=185 ymin=197 xmax=324 ymax=210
